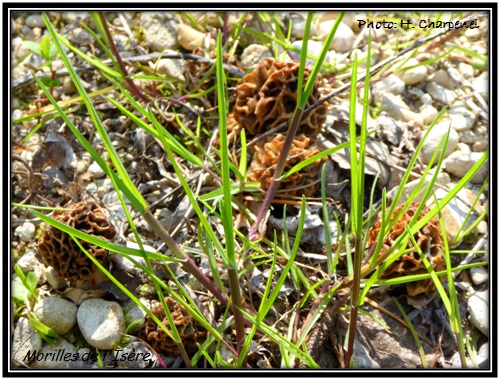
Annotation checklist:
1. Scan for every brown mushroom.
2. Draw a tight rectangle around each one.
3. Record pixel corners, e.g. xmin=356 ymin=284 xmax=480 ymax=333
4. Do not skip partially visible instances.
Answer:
xmin=142 ymin=296 xmax=207 ymax=356
xmin=232 ymin=58 xmax=327 ymax=137
xmin=368 ymin=203 xmax=446 ymax=296
xmin=247 ymin=133 xmax=326 ymax=197
xmin=38 ymin=201 xmax=117 ymax=287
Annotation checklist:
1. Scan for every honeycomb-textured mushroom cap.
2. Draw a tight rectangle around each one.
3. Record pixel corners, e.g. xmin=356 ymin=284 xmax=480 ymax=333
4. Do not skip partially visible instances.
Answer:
xmin=233 ymin=58 xmax=327 ymax=137
xmin=247 ymin=133 xmax=326 ymax=197
xmin=37 ymin=201 xmax=117 ymax=286
xmin=368 ymin=203 xmax=445 ymax=296
xmin=143 ymin=297 xmax=207 ymax=356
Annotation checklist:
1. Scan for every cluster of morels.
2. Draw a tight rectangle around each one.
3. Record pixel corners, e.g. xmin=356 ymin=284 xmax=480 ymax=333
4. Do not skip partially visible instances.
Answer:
xmin=367 ymin=202 xmax=446 ymax=296
xmin=230 ymin=57 xmax=328 ymax=198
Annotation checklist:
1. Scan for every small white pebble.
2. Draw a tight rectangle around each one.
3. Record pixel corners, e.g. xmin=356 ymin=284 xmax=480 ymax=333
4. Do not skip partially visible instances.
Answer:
xmin=477 ymin=220 xmax=488 ymax=235
xmin=470 ymin=266 xmax=488 ymax=285
xmin=472 ymin=140 xmax=488 ymax=152
xmin=468 ymin=290 xmax=488 ymax=335
xmin=14 ymin=222 xmax=36 ymax=242
xmin=25 ymin=14 xmax=46 ymax=28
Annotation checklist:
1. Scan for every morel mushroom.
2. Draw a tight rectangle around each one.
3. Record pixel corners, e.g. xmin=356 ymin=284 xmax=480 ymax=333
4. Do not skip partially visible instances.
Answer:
xmin=232 ymin=58 xmax=327 ymax=137
xmin=368 ymin=203 xmax=445 ymax=296
xmin=143 ymin=296 xmax=207 ymax=356
xmin=247 ymin=133 xmax=326 ymax=197
xmin=38 ymin=201 xmax=117 ymax=286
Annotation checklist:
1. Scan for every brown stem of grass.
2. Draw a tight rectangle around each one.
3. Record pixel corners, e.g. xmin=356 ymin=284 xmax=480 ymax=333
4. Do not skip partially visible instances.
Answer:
xmin=345 ymin=235 xmax=363 ymax=366
xmin=98 ymin=13 xmax=147 ymax=102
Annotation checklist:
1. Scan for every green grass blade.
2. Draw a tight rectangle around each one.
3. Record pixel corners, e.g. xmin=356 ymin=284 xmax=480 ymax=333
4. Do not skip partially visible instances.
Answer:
xmin=302 ymin=13 xmax=344 ymax=105
xmin=393 ymin=297 xmax=428 ymax=368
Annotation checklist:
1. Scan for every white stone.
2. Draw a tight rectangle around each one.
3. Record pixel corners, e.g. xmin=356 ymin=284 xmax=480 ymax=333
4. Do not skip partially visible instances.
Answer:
xmin=288 ymin=14 xmax=318 ymax=39
xmin=449 ymin=115 xmax=474 ymax=132
xmin=420 ymin=93 xmax=433 ymax=105
xmin=380 ymin=93 xmax=418 ymax=122
xmin=458 ymin=129 xmax=481 ymax=145
xmin=447 ymin=341 xmax=488 ymax=368
xmin=113 ymin=34 xmax=130 ymax=52
xmin=16 ymin=250 xmax=46 ymax=285
xmin=61 ymin=11 xmax=90 ymax=24
xmin=427 ymin=187 xmax=485 ymax=245
xmin=87 ymin=161 xmax=106 ymax=179
xmin=397 ymin=171 xmax=450 ymax=205
xmin=45 ymin=266 xmax=68 ymax=290
xmin=457 ymin=142 xmax=471 ymax=153
xmin=31 ymin=339 xmax=78 ymax=368
xmin=429 ymin=69 xmax=455 ymax=89
xmin=458 ymin=63 xmax=474 ymax=80
xmin=420 ymin=121 xmax=459 ymax=164
xmin=16 ymin=250 xmax=40 ymax=272
xmin=139 ymin=13 xmax=179 ymax=52
xmin=12 ymin=108 xmax=24 ymax=122
xmin=420 ymin=103 xmax=439 ymax=125
xmin=289 ymin=40 xmax=325 ymax=67
xmin=448 ymin=104 xmax=477 ymax=131
xmin=319 ymin=20 xmax=355 ymax=53
xmin=151 ymin=52 xmax=186 ymax=81
xmin=472 ymin=75 xmax=488 ymax=102
xmin=473 ymin=139 xmax=488 ymax=152
xmin=372 ymin=74 xmax=405 ymax=103
xmin=77 ymin=298 xmax=125 ymax=350
xmin=123 ymin=299 xmax=150 ymax=333
xmin=25 ymin=14 xmax=46 ymax=28
xmin=14 ymin=222 xmax=36 ymax=242
xmin=12 ymin=317 xmax=43 ymax=365
xmin=425 ymin=81 xmax=458 ymax=106
xmin=470 ymin=266 xmax=488 ymax=285
xmin=468 ymin=290 xmax=488 ymax=336
xmin=477 ymin=220 xmax=488 ymax=235
xmin=240 ymin=44 xmax=273 ymax=70
xmin=34 ymin=296 xmax=77 ymax=335
xmin=318 ymin=221 xmax=340 ymax=246
xmin=444 ymin=151 xmax=488 ymax=183
xmin=70 ymin=27 xmax=93 ymax=45
xmin=396 ymin=58 xmax=428 ymax=85
xmin=96 ymin=178 xmax=113 ymax=198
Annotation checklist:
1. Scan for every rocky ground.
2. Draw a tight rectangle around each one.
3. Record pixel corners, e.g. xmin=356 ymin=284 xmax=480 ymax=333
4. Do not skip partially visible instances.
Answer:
xmin=10 ymin=11 xmax=489 ymax=370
